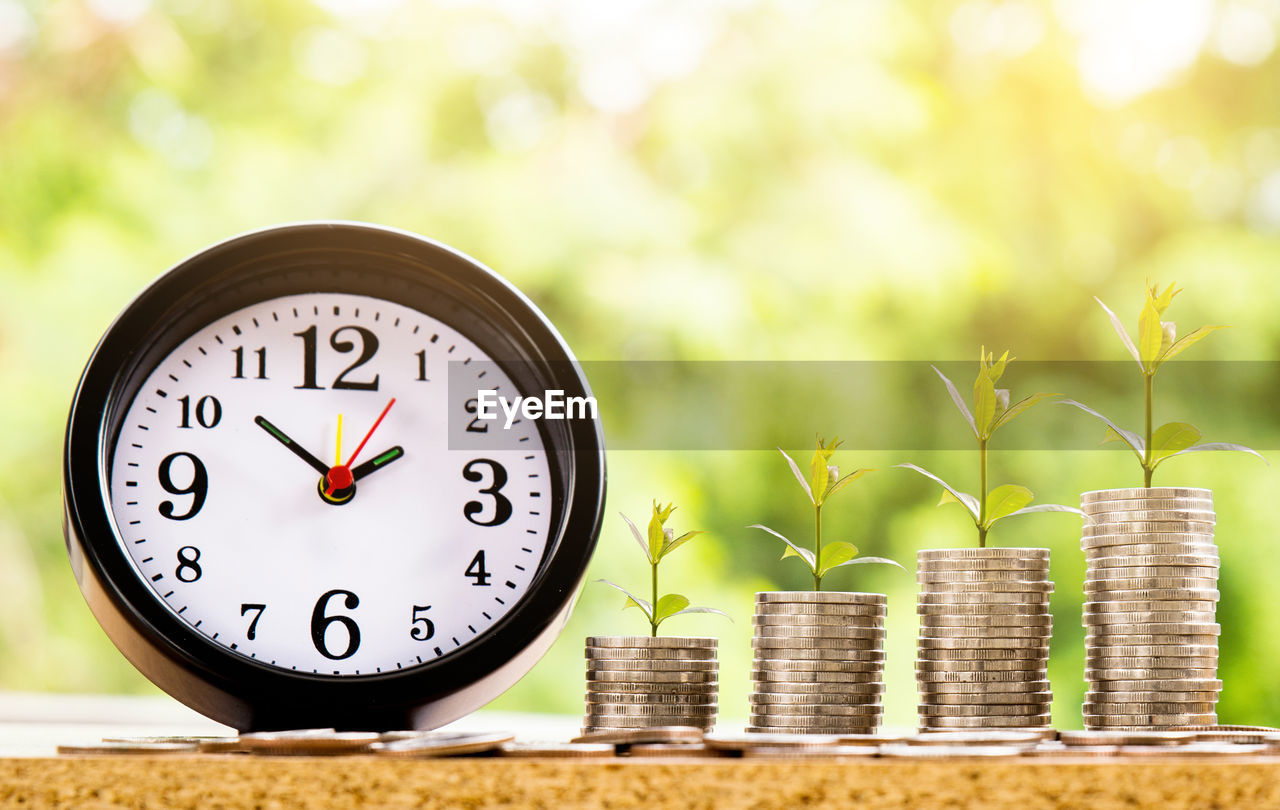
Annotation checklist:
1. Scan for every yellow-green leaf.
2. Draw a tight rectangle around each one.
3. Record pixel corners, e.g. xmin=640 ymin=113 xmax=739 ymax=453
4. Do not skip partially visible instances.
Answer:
xmin=809 ymin=449 xmax=830 ymax=503
xmin=982 ymin=484 xmax=1034 ymax=529
xmin=1151 ymin=281 xmax=1179 ymax=315
xmin=1095 ymin=297 xmax=1143 ymax=370
xmin=654 ymin=593 xmax=691 ymax=623
xmin=992 ymin=392 xmax=1058 ymax=432
xmin=817 ymin=541 xmax=858 ymax=577
xmin=1138 ymin=296 xmax=1163 ymax=370
xmin=828 ymin=468 xmax=875 ymax=497
xmin=973 ymin=367 xmax=997 ymax=438
xmin=1159 ymin=321 xmax=1176 ymax=359
xmin=778 ymin=447 xmax=814 ymax=504
xmin=1156 ymin=325 xmax=1228 ymax=368
xmin=660 ymin=530 xmax=704 ymax=559
xmin=1149 ymin=422 xmax=1202 ymax=462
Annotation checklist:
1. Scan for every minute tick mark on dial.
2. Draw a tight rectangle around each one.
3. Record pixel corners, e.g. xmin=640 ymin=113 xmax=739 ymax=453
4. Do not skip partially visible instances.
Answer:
xmin=232 ymin=325 xmax=241 ymax=336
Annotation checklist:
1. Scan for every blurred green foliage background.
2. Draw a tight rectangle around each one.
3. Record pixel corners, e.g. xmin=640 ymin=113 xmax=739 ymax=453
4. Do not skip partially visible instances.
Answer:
xmin=3 ymin=0 xmax=1280 ymax=730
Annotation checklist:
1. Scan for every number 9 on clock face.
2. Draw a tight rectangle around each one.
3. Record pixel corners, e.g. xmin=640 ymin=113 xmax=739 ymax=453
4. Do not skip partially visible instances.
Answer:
xmin=64 ymin=224 xmax=605 ymax=730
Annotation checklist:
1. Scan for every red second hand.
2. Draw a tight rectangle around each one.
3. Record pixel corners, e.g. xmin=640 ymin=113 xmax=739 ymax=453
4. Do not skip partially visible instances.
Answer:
xmin=325 ymin=397 xmax=396 ymax=495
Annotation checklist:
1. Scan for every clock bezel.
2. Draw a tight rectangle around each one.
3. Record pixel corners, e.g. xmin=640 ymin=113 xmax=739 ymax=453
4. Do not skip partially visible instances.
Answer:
xmin=63 ymin=222 xmax=606 ymax=730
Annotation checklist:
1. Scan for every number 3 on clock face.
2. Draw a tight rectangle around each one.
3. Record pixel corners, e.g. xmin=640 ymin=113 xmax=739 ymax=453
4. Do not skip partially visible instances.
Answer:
xmin=108 ymin=292 xmax=552 ymax=675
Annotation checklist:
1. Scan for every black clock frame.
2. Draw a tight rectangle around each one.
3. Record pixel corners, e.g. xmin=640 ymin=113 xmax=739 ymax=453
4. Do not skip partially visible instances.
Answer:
xmin=63 ymin=222 xmax=606 ymax=731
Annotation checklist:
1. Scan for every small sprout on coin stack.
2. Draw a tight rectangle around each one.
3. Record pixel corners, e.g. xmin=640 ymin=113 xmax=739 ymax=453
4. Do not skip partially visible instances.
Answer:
xmin=598 ymin=501 xmax=730 ymax=638
xmin=751 ymin=436 xmax=906 ymax=591
xmin=899 ymin=348 xmax=1082 ymax=547
xmin=1061 ymin=281 xmax=1264 ymax=487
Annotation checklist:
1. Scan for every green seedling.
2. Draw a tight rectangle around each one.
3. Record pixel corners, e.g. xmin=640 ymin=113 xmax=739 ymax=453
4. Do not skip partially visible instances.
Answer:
xmin=899 ymin=348 xmax=1083 ymax=548
xmin=751 ymin=436 xmax=906 ymax=591
xmin=598 ymin=501 xmax=729 ymax=637
xmin=1063 ymin=282 xmax=1264 ymax=487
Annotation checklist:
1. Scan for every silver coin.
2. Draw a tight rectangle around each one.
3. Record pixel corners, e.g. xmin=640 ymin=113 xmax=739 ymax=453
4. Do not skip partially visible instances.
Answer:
xmin=918 ymin=679 xmax=1051 ymax=694
xmin=910 ymin=730 xmax=1049 ymax=745
xmin=1082 ymin=487 xmax=1211 ymax=502
xmin=1089 ymin=678 xmax=1222 ymax=691
xmin=915 ymin=659 xmax=1048 ymax=673
xmin=748 ymin=701 xmax=883 ymax=715
xmin=240 ymin=730 xmax=381 ymax=755
xmin=1086 ymin=667 xmax=1218 ymax=681
xmin=1086 ymin=622 xmax=1220 ymax=636
xmin=918 ymin=591 xmax=1052 ymax=605
xmin=58 ymin=742 xmax=200 ymax=755
xmin=919 ymin=715 xmax=1051 ymax=729
xmin=752 ymin=671 xmax=882 ymax=685
xmin=1084 ymin=701 xmax=1218 ymax=715
xmin=586 ymin=703 xmax=718 ymax=717
xmin=754 ymin=603 xmax=886 ymax=617
xmin=1085 ymin=509 xmax=1216 ymax=523
xmin=585 ymin=692 xmax=718 ymax=706
xmin=1059 ymin=730 xmax=1196 ymax=746
xmin=916 ymin=670 xmax=1047 ymax=683
xmin=918 ymin=547 xmax=1049 ymax=560
xmin=1084 ymin=521 xmax=1215 ymax=536
xmin=370 ymin=731 xmax=515 ymax=758
xmin=749 ymin=713 xmax=881 ymax=728
xmin=1084 ymin=543 xmax=1217 ymax=558
xmin=1085 ymin=578 xmax=1218 ymax=593
xmin=752 ymin=634 xmax=884 ymax=649
xmin=1084 ymin=600 xmax=1217 ymax=614
xmin=1084 ymin=713 xmax=1217 ymax=726
xmin=920 ymin=614 xmax=1052 ymax=628
xmin=587 ymin=680 xmax=718 ymax=694
xmin=917 ymin=636 xmax=1049 ymax=650
xmin=918 ymin=626 xmax=1051 ymax=639
xmin=587 ymin=659 xmax=719 ymax=672
xmin=752 ymin=681 xmax=885 ymax=695
xmin=751 ymin=658 xmax=883 ymax=672
xmin=1086 ymin=656 xmax=1218 ymax=670
xmin=1084 ymin=498 xmax=1214 ymax=512
xmin=915 ymin=647 xmax=1046 ymax=661
xmin=753 ymin=613 xmax=883 ymax=626
xmin=1081 ymin=644 xmax=1219 ymax=658
xmin=586 ymin=669 xmax=718 ymax=683
xmin=918 ymin=703 xmax=1049 ymax=718
xmin=1085 ymin=633 xmax=1219 ymax=647
xmin=581 ymin=721 xmax=714 ymax=733
xmin=1081 ymin=533 xmax=1216 ymax=549
xmin=918 ymin=570 xmax=1051 ymax=584
xmin=745 ymin=724 xmax=879 ymax=735
xmin=920 ymin=690 xmax=1053 ymax=706
xmin=917 ymin=558 xmax=1050 ymax=572
xmin=750 ymin=693 xmax=883 ymax=707
xmin=1083 ymin=610 xmax=1217 ymax=625
xmin=585 ymin=647 xmax=717 ymax=660
xmin=1087 ymin=566 xmax=1220 ymax=581
xmin=917 ymin=603 xmax=1047 ymax=616
xmin=919 ymin=580 xmax=1054 ymax=593
xmin=704 ymin=732 xmax=841 ymax=750
xmin=1087 ymin=555 xmax=1220 ymax=569
xmin=752 ymin=624 xmax=883 ymax=639
xmin=755 ymin=591 xmax=885 ymax=605
xmin=1084 ymin=690 xmax=1220 ymax=703
xmin=571 ymin=726 xmax=704 ymax=745
xmin=586 ymin=636 xmax=718 ymax=649
xmin=499 ymin=742 xmax=618 ymax=758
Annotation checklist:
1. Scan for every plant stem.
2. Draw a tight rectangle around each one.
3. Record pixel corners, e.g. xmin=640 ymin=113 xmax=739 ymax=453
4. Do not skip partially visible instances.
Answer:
xmin=977 ymin=437 xmax=989 ymax=548
xmin=651 ymin=559 xmax=659 ymax=638
xmin=1143 ymin=372 xmax=1154 ymax=488
xmin=813 ymin=503 xmax=823 ymax=591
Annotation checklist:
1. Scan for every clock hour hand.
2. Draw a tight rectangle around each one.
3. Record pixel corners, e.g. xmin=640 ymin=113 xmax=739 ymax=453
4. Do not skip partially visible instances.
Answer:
xmin=254 ymin=415 xmax=330 ymax=476
xmin=351 ymin=446 xmax=404 ymax=482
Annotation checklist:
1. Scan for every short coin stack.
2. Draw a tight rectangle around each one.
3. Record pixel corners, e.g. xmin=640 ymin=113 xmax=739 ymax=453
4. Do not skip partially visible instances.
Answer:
xmin=583 ymin=636 xmax=718 ymax=734
xmin=747 ymin=591 xmax=886 ymax=734
xmin=916 ymin=548 xmax=1053 ymax=731
xmin=1082 ymin=487 xmax=1220 ymax=730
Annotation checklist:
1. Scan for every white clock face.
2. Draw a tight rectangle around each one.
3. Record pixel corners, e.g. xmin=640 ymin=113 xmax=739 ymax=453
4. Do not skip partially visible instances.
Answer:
xmin=106 ymin=292 xmax=552 ymax=676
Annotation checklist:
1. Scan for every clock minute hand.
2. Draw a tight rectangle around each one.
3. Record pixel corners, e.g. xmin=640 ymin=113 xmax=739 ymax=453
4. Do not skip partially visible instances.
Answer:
xmin=351 ymin=446 xmax=405 ymax=482
xmin=254 ymin=415 xmax=330 ymax=476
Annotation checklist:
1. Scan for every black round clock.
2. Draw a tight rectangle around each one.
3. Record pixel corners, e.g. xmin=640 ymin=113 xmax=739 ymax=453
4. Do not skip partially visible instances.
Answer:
xmin=62 ymin=222 xmax=606 ymax=731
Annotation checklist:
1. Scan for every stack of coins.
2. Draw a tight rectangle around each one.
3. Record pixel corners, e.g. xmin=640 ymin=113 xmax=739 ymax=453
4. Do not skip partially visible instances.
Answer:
xmin=583 ymin=636 xmax=718 ymax=733
xmin=747 ymin=591 xmax=886 ymax=734
xmin=1081 ymin=487 xmax=1220 ymax=730
xmin=916 ymin=549 xmax=1053 ymax=731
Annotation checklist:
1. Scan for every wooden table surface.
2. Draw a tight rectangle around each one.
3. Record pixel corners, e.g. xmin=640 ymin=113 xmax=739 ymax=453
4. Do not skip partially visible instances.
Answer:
xmin=4 ymin=693 xmax=1280 ymax=809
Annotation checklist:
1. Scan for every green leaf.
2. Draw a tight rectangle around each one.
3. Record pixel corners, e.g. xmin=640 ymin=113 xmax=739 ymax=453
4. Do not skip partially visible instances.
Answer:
xmin=825 ymin=556 xmax=910 ymax=574
xmin=777 ymin=447 xmax=814 ymax=504
xmin=666 ymin=606 xmax=732 ymax=622
xmin=1154 ymin=442 xmax=1268 ymax=469
xmin=810 ymin=449 xmax=830 ymax=504
xmin=1059 ymin=399 xmax=1145 ymax=458
xmin=1156 ymin=325 xmax=1228 ymax=368
xmin=973 ymin=365 xmax=997 ymax=438
xmin=654 ymin=593 xmax=691 ymax=623
xmin=660 ymin=530 xmax=704 ymax=560
xmin=1103 ymin=428 xmax=1147 ymax=464
xmin=932 ymin=366 xmax=976 ymax=437
xmin=749 ymin=524 xmax=816 ymax=571
xmin=1150 ymin=281 xmax=1179 ymax=314
xmin=828 ymin=468 xmax=875 ymax=497
xmin=817 ymin=541 xmax=858 ymax=577
xmin=1138 ymin=295 xmax=1164 ymax=370
xmin=1159 ymin=321 xmax=1176 ymax=359
xmin=896 ymin=463 xmax=980 ymax=521
xmin=619 ymin=512 xmax=654 ymax=564
xmin=988 ymin=349 xmax=1010 ymax=383
xmin=992 ymin=392 xmax=1059 ymax=432
xmin=1001 ymin=504 xmax=1089 ymax=526
xmin=1094 ymin=296 xmax=1143 ymax=371
xmin=647 ymin=503 xmax=669 ymax=561
xmin=596 ymin=579 xmax=653 ymax=622
xmin=1149 ymin=422 xmax=1202 ymax=462
xmin=982 ymin=484 xmax=1034 ymax=529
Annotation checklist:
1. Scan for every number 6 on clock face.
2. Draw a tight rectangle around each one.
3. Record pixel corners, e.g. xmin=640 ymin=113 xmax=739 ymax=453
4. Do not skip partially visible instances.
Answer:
xmin=64 ymin=223 xmax=605 ymax=730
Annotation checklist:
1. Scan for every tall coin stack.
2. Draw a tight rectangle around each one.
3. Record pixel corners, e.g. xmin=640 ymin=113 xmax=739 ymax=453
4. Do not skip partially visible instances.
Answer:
xmin=583 ymin=636 xmax=718 ymax=733
xmin=916 ymin=548 xmax=1053 ymax=731
xmin=1081 ymin=487 xmax=1220 ymax=730
xmin=747 ymin=591 xmax=886 ymax=734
